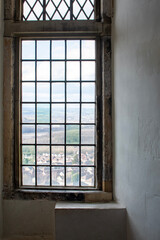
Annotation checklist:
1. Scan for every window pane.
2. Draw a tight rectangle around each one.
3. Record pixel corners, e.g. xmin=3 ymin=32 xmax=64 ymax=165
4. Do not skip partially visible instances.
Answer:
xmin=52 ymin=146 xmax=64 ymax=165
xmin=52 ymin=40 xmax=65 ymax=59
xmin=82 ymin=83 xmax=95 ymax=102
xmin=67 ymin=83 xmax=80 ymax=102
xmin=37 ymin=83 xmax=50 ymax=102
xmin=52 ymin=104 xmax=65 ymax=123
xmin=52 ymin=62 xmax=65 ymax=81
xmin=22 ymin=166 xmax=35 ymax=186
xmin=66 ymin=125 xmax=79 ymax=144
xmin=23 ymin=0 xmax=43 ymax=21
xmin=82 ymin=40 xmax=95 ymax=59
xmin=37 ymin=104 xmax=50 ymax=123
xmin=81 ymin=167 xmax=94 ymax=187
xmin=67 ymin=104 xmax=80 ymax=123
xmin=37 ymin=62 xmax=50 ymax=80
xmin=37 ymin=125 xmax=50 ymax=144
xmin=52 ymin=83 xmax=65 ymax=102
xmin=52 ymin=167 xmax=64 ymax=186
xmin=81 ymin=146 xmax=94 ymax=165
xmin=37 ymin=146 xmax=50 ymax=165
xmin=82 ymin=61 xmax=95 ymax=81
xmin=22 ymin=62 xmax=35 ymax=81
xmin=22 ymin=145 xmax=35 ymax=165
xmin=67 ymin=61 xmax=80 ymax=81
xmin=67 ymin=40 xmax=80 ymax=59
xmin=22 ymin=83 xmax=35 ymax=102
xmin=22 ymin=104 xmax=35 ymax=123
xmin=81 ymin=104 xmax=95 ymax=123
xmin=37 ymin=167 xmax=50 ymax=186
xmin=22 ymin=125 xmax=35 ymax=144
xmin=22 ymin=41 xmax=35 ymax=59
xmin=66 ymin=146 xmax=79 ymax=165
xmin=52 ymin=125 xmax=65 ymax=144
xmin=81 ymin=125 xmax=95 ymax=144
xmin=66 ymin=167 xmax=79 ymax=186
xmin=37 ymin=40 xmax=50 ymax=59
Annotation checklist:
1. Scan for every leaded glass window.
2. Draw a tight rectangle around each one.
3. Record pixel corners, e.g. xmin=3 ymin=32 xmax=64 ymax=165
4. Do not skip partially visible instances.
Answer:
xmin=23 ymin=0 xmax=95 ymax=21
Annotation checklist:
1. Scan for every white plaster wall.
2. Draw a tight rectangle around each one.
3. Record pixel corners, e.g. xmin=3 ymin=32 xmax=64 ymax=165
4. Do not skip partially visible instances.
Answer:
xmin=113 ymin=0 xmax=160 ymax=239
xmin=0 ymin=0 xmax=3 ymax=238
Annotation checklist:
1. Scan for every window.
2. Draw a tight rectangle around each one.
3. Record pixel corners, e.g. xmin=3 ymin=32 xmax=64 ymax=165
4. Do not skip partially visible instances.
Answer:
xmin=21 ymin=39 xmax=97 ymax=188
xmin=3 ymin=0 xmax=112 ymax=201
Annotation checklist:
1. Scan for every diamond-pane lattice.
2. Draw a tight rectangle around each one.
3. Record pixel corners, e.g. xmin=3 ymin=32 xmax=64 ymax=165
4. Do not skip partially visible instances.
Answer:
xmin=23 ymin=0 xmax=94 ymax=21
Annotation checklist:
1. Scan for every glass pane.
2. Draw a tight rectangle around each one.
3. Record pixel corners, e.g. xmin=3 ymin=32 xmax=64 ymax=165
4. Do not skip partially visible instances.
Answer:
xmin=37 ymin=83 xmax=50 ymax=102
xmin=22 ymin=83 xmax=35 ymax=102
xmin=22 ymin=41 xmax=35 ymax=59
xmin=22 ymin=166 xmax=35 ymax=186
xmin=81 ymin=104 xmax=95 ymax=123
xmin=81 ymin=125 xmax=95 ymax=144
xmin=66 ymin=125 xmax=79 ymax=144
xmin=37 ymin=146 xmax=50 ymax=165
xmin=81 ymin=167 xmax=94 ymax=186
xmin=52 ymin=62 xmax=65 ymax=81
xmin=67 ymin=40 xmax=80 ymax=59
xmin=67 ymin=104 xmax=80 ymax=123
xmin=52 ymin=104 xmax=65 ymax=123
xmin=52 ymin=125 xmax=64 ymax=144
xmin=37 ymin=167 xmax=50 ymax=186
xmin=52 ymin=167 xmax=64 ymax=186
xmin=52 ymin=83 xmax=65 ymax=102
xmin=81 ymin=146 xmax=94 ymax=165
xmin=22 ymin=125 xmax=35 ymax=144
xmin=22 ymin=62 xmax=35 ymax=81
xmin=57 ymin=0 xmax=69 ymax=18
xmin=37 ymin=125 xmax=50 ymax=144
xmin=37 ymin=40 xmax=50 ymax=59
xmin=46 ymin=0 xmax=56 ymax=19
xmin=67 ymin=61 xmax=80 ymax=81
xmin=66 ymin=146 xmax=79 ymax=165
xmin=22 ymin=104 xmax=35 ymax=123
xmin=73 ymin=0 xmax=81 ymax=18
xmin=82 ymin=61 xmax=95 ymax=81
xmin=37 ymin=104 xmax=50 ymax=123
xmin=67 ymin=83 xmax=80 ymax=102
xmin=37 ymin=61 xmax=50 ymax=80
xmin=52 ymin=40 xmax=65 ymax=59
xmin=66 ymin=167 xmax=79 ymax=186
xmin=22 ymin=145 xmax=35 ymax=165
xmin=83 ymin=0 xmax=94 ymax=18
xmin=23 ymin=0 xmax=43 ymax=21
xmin=82 ymin=40 xmax=95 ymax=59
xmin=52 ymin=146 xmax=64 ymax=165
xmin=82 ymin=83 xmax=95 ymax=102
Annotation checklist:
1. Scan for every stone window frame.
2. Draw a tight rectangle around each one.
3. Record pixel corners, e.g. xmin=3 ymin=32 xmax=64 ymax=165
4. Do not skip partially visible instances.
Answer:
xmin=3 ymin=0 xmax=112 ymax=202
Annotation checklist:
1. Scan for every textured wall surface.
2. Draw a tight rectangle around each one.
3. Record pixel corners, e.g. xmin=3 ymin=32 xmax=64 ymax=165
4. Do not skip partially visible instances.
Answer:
xmin=0 ymin=0 xmax=3 ymax=238
xmin=113 ymin=0 xmax=160 ymax=239
xmin=3 ymin=200 xmax=55 ymax=239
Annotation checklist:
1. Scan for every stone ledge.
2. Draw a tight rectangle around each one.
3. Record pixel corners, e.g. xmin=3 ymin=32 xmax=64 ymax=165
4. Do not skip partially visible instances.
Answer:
xmin=55 ymin=201 xmax=124 ymax=210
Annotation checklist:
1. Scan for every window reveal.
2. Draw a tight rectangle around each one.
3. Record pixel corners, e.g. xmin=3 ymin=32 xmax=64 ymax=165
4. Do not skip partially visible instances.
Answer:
xmin=21 ymin=39 xmax=97 ymax=188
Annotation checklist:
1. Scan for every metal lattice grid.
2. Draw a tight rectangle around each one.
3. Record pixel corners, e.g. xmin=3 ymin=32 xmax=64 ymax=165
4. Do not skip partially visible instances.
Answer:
xmin=23 ymin=0 xmax=95 ymax=21
xmin=21 ymin=39 xmax=97 ymax=188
